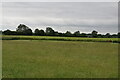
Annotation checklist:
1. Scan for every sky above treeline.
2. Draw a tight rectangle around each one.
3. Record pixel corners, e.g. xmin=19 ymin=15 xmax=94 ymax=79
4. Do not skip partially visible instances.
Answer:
xmin=2 ymin=2 xmax=118 ymax=34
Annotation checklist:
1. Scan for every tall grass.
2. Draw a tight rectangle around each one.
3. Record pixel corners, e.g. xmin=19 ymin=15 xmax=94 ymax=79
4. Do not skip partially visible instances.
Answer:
xmin=3 ymin=40 xmax=118 ymax=78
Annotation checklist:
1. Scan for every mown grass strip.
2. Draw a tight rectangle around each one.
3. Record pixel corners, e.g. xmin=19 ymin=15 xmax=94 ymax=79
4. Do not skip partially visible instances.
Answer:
xmin=2 ymin=35 xmax=120 ymax=43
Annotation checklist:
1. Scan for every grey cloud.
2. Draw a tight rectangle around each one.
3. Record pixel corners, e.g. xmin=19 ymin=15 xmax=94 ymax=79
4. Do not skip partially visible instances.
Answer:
xmin=2 ymin=2 xmax=118 ymax=34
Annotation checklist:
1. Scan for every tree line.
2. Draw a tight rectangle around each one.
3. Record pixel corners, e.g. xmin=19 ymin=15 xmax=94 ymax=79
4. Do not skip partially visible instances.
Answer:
xmin=2 ymin=24 xmax=120 ymax=38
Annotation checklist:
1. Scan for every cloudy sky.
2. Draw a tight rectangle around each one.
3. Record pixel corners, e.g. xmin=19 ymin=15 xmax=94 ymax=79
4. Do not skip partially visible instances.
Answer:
xmin=2 ymin=2 xmax=118 ymax=34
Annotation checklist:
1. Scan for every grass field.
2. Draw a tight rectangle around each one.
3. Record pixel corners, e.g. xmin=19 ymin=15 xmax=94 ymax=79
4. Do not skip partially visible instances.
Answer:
xmin=2 ymin=40 xmax=118 ymax=78
xmin=2 ymin=35 xmax=120 ymax=43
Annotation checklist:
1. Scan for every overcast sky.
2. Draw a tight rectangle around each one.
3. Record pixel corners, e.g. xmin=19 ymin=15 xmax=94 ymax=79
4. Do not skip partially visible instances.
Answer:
xmin=2 ymin=2 xmax=118 ymax=34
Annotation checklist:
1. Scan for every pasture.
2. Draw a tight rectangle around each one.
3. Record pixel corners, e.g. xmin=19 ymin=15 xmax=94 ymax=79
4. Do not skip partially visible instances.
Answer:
xmin=2 ymin=40 xmax=118 ymax=78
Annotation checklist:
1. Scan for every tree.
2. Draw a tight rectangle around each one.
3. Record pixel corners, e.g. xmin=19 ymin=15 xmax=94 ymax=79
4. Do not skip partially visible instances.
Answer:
xmin=80 ymin=33 xmax=87 ymax=37
xmin=118 ymin=32 xmax=120 ymax=38
xmin=111 ymin=34 xmax=117 ymax=38
xmin=58 ymin=32 xmax=64 ymax=37
xmin=3 ymin=30 xmax=18 ymax=35
xmin=46 ymin=27 xmax=55 ymax=36
xmin=97 ymin=34 xmax=103 ymax=38
xmin=0 ymin=30 xmax=2 ymax=34
xmin=34 ymin=29 xmax=45 ymax=36
xmin=16 ymin=24 xmax=29 ymax=32
xmin=73 ymin=31 xmax=80 ymax=37
xmin=54 ymin=31 xmax=59 ymax=36
xmin=24 ymin=29 xmax=32 ymax=35
xmin=92 ymin=30 xmax=98 ymax=38
xmin=65 ymin=31 xmax=73 ymax=37
xmin=16 ymin=24 xmax=32 ymax=35
xmin=34 ymin=29 xmax=40 ymax=35
xmin=3 ymin=30 xmax=12 ymax=35
xmin=105 ymin=33 xmax=111 ymax=38
xmin=39 ymin=29 xmax=45 ymax=36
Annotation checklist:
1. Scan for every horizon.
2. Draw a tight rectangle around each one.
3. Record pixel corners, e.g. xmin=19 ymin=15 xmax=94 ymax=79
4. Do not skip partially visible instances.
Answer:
xmin=1 ymin=24 xmax=119 ymax=35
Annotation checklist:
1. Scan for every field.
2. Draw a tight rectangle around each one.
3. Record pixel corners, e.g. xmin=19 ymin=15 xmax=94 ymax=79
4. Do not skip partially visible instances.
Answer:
xmin=2 ymin=35 xmax=119 ymax=43
xmin=2 ymin=40 xmax=118 ymax=78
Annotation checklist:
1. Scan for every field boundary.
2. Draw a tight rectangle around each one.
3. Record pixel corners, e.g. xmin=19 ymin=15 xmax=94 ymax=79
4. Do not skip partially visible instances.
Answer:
xmin=1 ymin=35 xmax=120 ymax=43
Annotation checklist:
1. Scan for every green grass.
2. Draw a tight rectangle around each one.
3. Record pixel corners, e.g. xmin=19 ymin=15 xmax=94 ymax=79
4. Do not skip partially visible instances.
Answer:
xmin=2 ymin=35 xmax=119 ymax=43
xmin=2 ymin=40 xmax=118 ymax=78
xmin=0 ymin=39 xmax=1 ymax=79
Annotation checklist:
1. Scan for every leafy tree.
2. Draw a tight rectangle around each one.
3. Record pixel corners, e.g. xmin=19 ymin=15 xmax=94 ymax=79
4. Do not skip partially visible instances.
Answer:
xmin=80 ymin=33 xmax=87 ymax=37
xmin=54 ymin=31 xmax=60 ymax=36
xmin=58 ymin=32 xmax=64 ymax=37
xmin=3 ymin=30 xmax=18 ymax=35
xmin=111 ymin=34 xmax=117 ymax=38
xmin=39 ymin=29 xmax=45 ymax=36
xmin=34 ymin=29 xmax=40 ymax=35
xmin=118 ymin=32 xmax=120 ymax=38
xmin=16 ymin=24 xmax=29 ymax=32
xmin=97 ymin=34 xmax=103 ymax=38
xmin=65 ymin=31 xmax=73 ymax=37
xmin=3 ymin=30 xmax=12 ymax=35
xmin=24 ymin=29 xmax=32 ymax=35
xmin=16 ymin=24 xmax=32 ymax=35
xmin=35 ymin=29 xmax=45 ymax=36
xmin=105 ymin=33 xmax=111 ymax=38
xmin=92 ymin=30 xmax=98 ymax=38
xmin=0 ymin=30 xmax=2 ymax=34
xmin=73 ymin=31 xmax=80 ymax=37
xmin=46 ymin=27 xmax=55 ymax=36
xmin=3 ymin=24 xmax=119 ymax=38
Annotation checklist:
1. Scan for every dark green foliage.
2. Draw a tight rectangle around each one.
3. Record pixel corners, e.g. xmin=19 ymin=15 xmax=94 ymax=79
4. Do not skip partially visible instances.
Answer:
xmin=3 ymin=30 xmax=12 ymax=35
xmin=2 ymin=24 xmax=120 ymax=38
xmin=39 ymin=29 xmax=45 ymax=36
xmin=46 ymin=27 xmax=55 ymax=36
xmin=34 ymin=29 xmax=39 ymax=35
xmin=16 ymin=24 xmax=32 ymax=35
xmin=54 ymin=31 xmax=60 ymax=36
xmin=97 ymin=34 xmax=104 ymax=38
xmin=111 ymin=34 xmax=117 ymax=38
xmin=3 ymin=30 xmax=17 ymax=35
xmin=65 ymin=31 xmax=73 ymax=37
xmin=0 ymin=30 xmax=2 ymax=34
xmin=80 ymin=33 xmax=87 ymax=37
xmin=25 ymin=29 xmax=32 ymax=35
xmin=118 ymin=32 xmax=120 ymax=38
xmin=105 ymin=33 xmax=111 ymax=38
xmin=16 ymin=24 xmax=29 ymax=32
xmin=73 ymin=31 xmax=80 ymax=37
xmin=92 ymin=30 xmax=98 ymax=38
xmin=35 ymin=29 xmax=45 ymax=36
xmin=58 ymin=32 xmax=64 ymax=37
